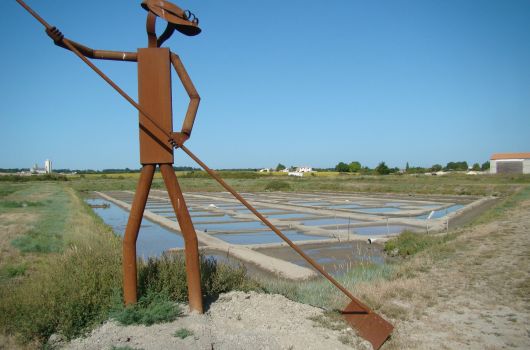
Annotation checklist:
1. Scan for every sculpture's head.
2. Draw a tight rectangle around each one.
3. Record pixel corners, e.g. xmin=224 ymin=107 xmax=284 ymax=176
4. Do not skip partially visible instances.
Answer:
xmin=141 ymin=0 xmax=201 ymax=47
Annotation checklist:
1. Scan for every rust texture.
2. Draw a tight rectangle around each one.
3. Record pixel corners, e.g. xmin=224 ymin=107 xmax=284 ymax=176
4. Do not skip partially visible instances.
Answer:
xmin=17 ymin=0 xmax=393 ymax=346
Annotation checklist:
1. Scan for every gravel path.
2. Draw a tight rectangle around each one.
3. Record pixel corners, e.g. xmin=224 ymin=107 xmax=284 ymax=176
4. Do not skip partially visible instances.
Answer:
xmin=65 ymin=291 xmax=371 ymax=350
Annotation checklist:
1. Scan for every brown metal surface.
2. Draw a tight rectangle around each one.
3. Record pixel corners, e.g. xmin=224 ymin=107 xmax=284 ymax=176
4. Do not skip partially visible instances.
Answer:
xmin=123 ymin=164 xmax=155 ymax=305
xmin=160 ymin=164 xmax=203 ymax=313
xmin=138 ymin=48 xmax=174 ymax=164
xmin=343 ymin=301 xmax=394 ymax=350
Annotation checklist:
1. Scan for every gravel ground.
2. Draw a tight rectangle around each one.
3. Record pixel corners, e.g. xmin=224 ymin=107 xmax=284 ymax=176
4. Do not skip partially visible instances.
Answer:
xmin=64 ymin=291 xmax=371 ymax=350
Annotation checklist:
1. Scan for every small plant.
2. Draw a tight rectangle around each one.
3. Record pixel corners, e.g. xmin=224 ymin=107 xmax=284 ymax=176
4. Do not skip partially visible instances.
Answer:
xmin=384 ymin=231 xmax=455 ymax=258
xmin=0 ymin=264 xmax=27 ymax=280
xmin=264 ymin=180 xmax=291 ymax=191
xmin=112 ymin=292 xmax=182 ymax=326
xmin=173 ymin=328 xmax=194 ymax=339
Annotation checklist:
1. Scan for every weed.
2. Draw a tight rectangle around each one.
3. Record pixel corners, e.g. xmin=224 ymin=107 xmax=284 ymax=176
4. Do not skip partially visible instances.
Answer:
xmin=264 ymin=180 xmax=291 ymax=191
xmin=0 ymin=263 xmax=27 ymax=280
xmin=112 ymin=292 xmax=182 ymax=326
xmin=0 ymin=201 xmax=44 ymax=208
xmin=11 ymin=229 xmax=63 ymax=253
xmin=137 ymin=253 xmax=261 ymax=303
xmin=384 ymin=231 xmax=456 ymax=258
xmin=309 ymin=311 xmax=348 ymax=331
xmin=174 ymin=328 xmax=194 ymax=339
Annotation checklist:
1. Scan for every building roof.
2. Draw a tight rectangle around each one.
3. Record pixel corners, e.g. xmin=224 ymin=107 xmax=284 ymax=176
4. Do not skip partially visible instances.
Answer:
xmin=491 ymin=152 xmax=530 ymax=160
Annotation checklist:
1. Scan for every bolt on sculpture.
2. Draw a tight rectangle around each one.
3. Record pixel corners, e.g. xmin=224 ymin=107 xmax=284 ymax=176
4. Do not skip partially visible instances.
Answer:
xmin=17 ymin=0 xmax=393 ymax=348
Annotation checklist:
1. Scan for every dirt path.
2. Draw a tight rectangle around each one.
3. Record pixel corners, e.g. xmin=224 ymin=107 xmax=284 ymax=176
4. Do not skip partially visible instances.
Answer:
xmin=64 ymin=291 xmax=370 ymax=350
xmin=383 ymin=198 xmax=530 ymax=349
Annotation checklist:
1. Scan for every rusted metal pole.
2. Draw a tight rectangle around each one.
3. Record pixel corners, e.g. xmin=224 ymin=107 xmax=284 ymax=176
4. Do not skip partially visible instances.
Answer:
xmin=123 ymin=164 xmax=155 ymax=305
xmin=178 ymin=144 xmax=371 ymax=313
xmin=159 ymin=164 xmax=203 ymax=313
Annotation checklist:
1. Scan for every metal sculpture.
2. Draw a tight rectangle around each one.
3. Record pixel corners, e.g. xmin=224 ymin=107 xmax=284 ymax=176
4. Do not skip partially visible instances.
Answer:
xmin=17 ymin=1 xmax=393 ymax=347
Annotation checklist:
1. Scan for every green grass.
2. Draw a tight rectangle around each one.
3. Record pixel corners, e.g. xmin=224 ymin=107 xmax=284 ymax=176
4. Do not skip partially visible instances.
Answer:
xmin=383 ymin=230 xmax=457 ymax=258
xmin=173 ymin=328 xmax=194 ymax=339
xmin=65 ymin=172 xmax=530 ymax=196
xmin=137 ymin=253 xmax=261 ymax=303
xmin=6 ymin=184 xmax=71 ymax=253
xmin=0 ymin=263 xmax=27 ymax=280
xmin=264 ymin=180 xmax=292 ymax=191
xmin=261 ymin=262 xmax=393 ymax=309
xmin=471 ymin=185 xmax=530 ymax=225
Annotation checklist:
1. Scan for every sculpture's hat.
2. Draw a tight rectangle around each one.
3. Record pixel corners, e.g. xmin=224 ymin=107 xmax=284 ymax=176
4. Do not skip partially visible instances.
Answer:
xmin=141 ymin=0 xmax=201 ymax=36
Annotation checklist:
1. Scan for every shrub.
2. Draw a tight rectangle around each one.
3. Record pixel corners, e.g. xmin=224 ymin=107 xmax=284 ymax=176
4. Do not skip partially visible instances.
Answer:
xmin=137 ymin=253 xmax=260 ymax=302
xmin=112 ymin=291 xmax=181 ymax=326
xmin=264 ymin=180 xmax=291 ymax=191
xmin=384 ymin=231 xmax=455 ymax=257
xmin=174 ymin=328 xmax=194 ymax=339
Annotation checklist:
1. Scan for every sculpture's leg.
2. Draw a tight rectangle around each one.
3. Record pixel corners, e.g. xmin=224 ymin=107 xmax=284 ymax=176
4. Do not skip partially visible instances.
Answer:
xmin=123 ymin=164 xmax=155 ymax=305
xmin=160 ymin=163 xmax=204 ymax=313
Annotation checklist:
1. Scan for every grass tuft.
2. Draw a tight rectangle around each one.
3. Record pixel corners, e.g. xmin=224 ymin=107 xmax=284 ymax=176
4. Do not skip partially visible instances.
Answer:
xmin=112 ymin=292 xmax=181 ymax=326
xmin=384 ymin=230 xmax=456 ymax=258
xmin=137 ymin=253 xmax=261 ymax=303
xmin=173 ymin=328 xmax=194 ymax=339
xmin=264 ymin=180 xmax=292 ymax=191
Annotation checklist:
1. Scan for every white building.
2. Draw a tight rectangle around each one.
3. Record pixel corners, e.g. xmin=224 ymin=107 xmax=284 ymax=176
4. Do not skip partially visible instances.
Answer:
xmin=490 ymin=153 xmax=530 ymax=174
xmin=44 ymin=159 xmax=52 ymax=174
xmin=30 ymin=159 xmax=53 ymax=175
xmin=296 ymin=166 xmax=313 ymax=173
xmin=258 ymin=168 xmax=271 ymax=173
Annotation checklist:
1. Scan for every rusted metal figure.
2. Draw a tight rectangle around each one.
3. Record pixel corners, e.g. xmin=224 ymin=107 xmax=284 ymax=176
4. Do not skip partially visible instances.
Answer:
xmin=17 ymin=0 xmax=393 ymax=347
xmin=28 ymin=0 xmax=204 ymax=313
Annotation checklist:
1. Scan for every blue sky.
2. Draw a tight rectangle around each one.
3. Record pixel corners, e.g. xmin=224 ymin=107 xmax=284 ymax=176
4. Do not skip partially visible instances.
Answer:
xmin=1 ymin=0 xmax=529 ymax=170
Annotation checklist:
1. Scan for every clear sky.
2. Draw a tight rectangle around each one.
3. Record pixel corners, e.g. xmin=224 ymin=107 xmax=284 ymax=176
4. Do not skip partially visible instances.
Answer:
xmin=1 ymin=0 xmax=529 ymax=170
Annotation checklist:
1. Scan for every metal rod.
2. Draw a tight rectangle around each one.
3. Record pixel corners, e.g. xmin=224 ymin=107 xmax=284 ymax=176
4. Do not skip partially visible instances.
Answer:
xmin=160 ymin=164 xmax=203 ymax=313
xmin=123 ymin=164 xmax=155 ymax=305
xmin=179 ymin=144 xmax=370 ymax=313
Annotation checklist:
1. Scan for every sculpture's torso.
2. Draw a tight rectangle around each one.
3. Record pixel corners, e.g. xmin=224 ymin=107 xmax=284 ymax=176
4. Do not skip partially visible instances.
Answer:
xmin=137 ymin=47 xmax=174 ymax=164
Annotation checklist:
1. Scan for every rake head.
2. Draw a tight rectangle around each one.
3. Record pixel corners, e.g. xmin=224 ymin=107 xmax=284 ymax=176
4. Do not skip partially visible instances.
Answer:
xmin=342 ymin=300 xmax=394 ymax=349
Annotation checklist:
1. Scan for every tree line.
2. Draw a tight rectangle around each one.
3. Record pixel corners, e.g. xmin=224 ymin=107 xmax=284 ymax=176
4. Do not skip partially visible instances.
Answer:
xmin=332 ymin=160 xmax=491 ymax=175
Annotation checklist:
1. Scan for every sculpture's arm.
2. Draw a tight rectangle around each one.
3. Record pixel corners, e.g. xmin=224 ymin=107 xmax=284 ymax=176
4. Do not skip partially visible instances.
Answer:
xmin=169 ymin=52 xmax=201 ymax=146
xmin=46 ymin=27 xmax=137 ymax=62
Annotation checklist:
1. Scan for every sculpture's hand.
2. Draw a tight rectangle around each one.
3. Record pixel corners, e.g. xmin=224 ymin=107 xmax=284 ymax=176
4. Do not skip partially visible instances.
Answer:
xmin=45 ymin=26 xmax=64 ymax=44
xmin=169 ymin=132 xmax=190 ymax=148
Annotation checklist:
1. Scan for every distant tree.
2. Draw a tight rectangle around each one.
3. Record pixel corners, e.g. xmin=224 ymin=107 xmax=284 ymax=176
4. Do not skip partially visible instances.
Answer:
xmin=375 ymin=161 xmax=390 ymax=175
xmin=335 ymin=162 xmax=350 ymax=172
xmin=276 ymin=163 xmax=286 ymax=171
xmin=445 ymin=161 xmax=468 ymax=171
xmin=431 ymin=164 xmax=442 ymax=172
xmin=405 ymin=162 xmax=410 ymax=172
xmin=348 ymin=161 xmax=361 ymax=173
xmin=481 ymin=161 xmax=490 ymax=171
xmin=471 ymin=163 xmax=481 ymax=171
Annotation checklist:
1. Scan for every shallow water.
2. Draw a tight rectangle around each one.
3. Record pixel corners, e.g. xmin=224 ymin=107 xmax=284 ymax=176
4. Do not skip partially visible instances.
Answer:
xmin=194 ymin=220 xmax=266 ymax=232
xmin=415 ymin=204 xmax=464 ymax=219
xmin=326 ymin=204 xmax=361 ymax=209
xmin=355 ymin=207 xmax=402 ymax=214
xmin=266 ymin=213 xmax=313 ymax=219
xmin=86 ymin=198 xmax=184 ymax=257
xmin=302 ymin=217 xmax=360 ymax=226
xmin=213 ymin=230 xmax=327 ymax=245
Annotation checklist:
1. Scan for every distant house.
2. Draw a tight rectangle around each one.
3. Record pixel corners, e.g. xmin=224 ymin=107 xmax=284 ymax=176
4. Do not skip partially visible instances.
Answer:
xmin=288 ymin=171 xmax=304 ymax=177
xmin=490 ymin=153 xmax=530 ymax=174
xmin=258 ymin=168 xmax=272 ymax=173
xmin=280 ymin=168 xmax=289 ymax=173
xmin=296 ymin=166 xmax=313 ymax=173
